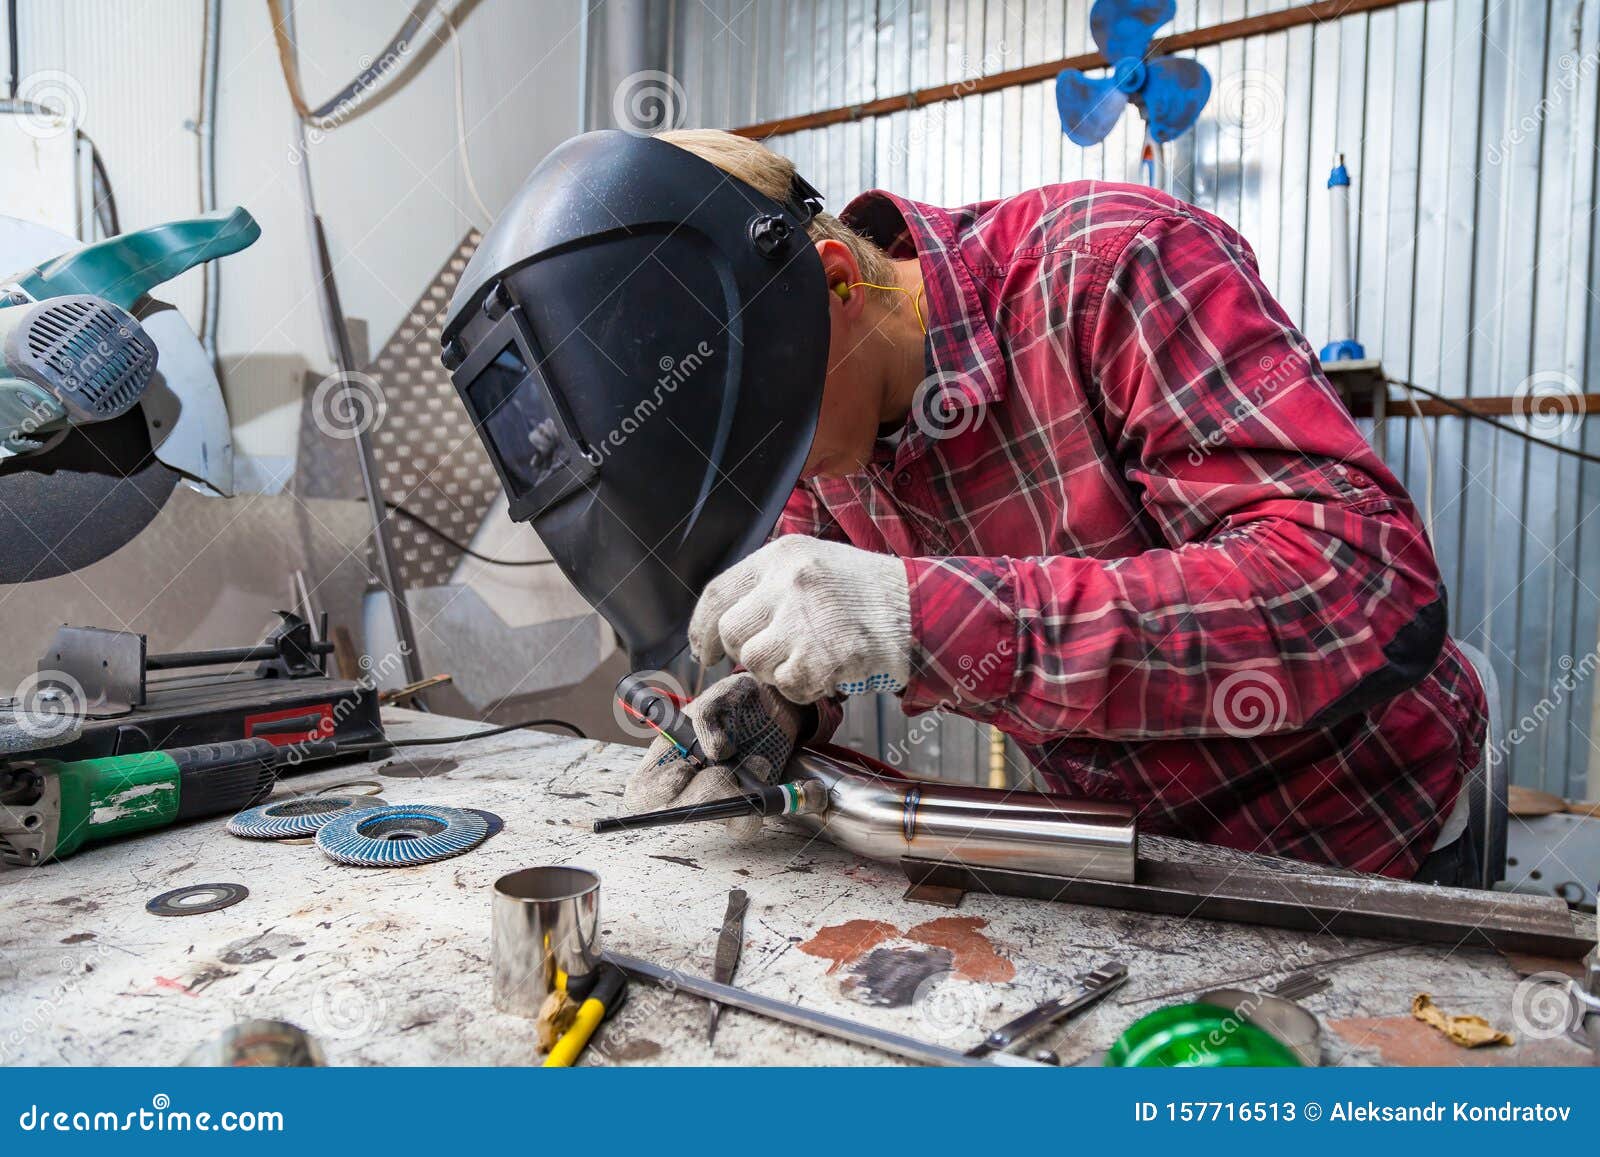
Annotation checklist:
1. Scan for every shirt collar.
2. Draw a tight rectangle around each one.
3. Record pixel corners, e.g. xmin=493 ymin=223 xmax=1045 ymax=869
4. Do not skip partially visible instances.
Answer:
xmin=840 ymin=190 xmax=1007 ymax=461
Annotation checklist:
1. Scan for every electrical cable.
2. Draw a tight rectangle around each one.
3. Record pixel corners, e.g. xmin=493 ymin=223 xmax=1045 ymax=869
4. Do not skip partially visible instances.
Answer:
xmin=266 ymin=0 xmax=447 ymax=131
xmin=1396 ymin=382 xmax=1436 ymax=541
xmin=87 ymin=139 xmax=119 ymax=236
xmin=446 ymin=13 xmax=493 ymax=227
xmin=340 ymin=717 xmax=586 ymax=753
xmin=383 ymin=500 xmax=556 ymax=566
xmin=1383 ymin=378 xmax=1600 ymax=466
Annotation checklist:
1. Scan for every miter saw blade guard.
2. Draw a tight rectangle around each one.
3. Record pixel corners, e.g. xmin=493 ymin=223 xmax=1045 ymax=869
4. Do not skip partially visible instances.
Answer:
xmin=0 ymin=210 xmax=259 ymax=580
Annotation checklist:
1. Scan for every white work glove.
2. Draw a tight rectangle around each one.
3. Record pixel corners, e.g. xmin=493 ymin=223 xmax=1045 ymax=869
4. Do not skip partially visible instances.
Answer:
xmin=688 ymin=535 xmax=912 ymax=705
xmin=624 ymin=673 xmax=808 ymax=839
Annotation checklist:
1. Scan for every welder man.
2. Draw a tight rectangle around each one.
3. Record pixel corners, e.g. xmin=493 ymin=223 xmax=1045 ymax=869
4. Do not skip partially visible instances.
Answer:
xmin=442 ymin=129 xmax=1487 ymax=884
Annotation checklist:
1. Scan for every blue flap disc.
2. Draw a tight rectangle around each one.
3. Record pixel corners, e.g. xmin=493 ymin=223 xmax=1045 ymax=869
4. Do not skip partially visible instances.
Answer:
xmin=227 ymin=795 xmax=388 ymax=839
xmin=315 ymin=803 xmax=489 ymax=867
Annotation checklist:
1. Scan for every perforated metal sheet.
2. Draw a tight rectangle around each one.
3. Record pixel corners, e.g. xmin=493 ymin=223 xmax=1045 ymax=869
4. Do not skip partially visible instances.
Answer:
xmin=365 ymin=231 xmax=501 ymax=591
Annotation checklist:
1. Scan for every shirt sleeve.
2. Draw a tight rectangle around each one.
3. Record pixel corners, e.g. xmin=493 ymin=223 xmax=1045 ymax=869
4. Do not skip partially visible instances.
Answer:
xmin=901 ymin=212 xmax=1447 ymax=744
xmin=773 ymin=482 xmax=848 ymax=541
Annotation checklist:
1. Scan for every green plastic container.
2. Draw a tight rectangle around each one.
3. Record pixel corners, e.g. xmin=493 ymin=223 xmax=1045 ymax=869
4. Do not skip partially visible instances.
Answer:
xmin=1105 ymin=1002 xmax=1303 ymax=1068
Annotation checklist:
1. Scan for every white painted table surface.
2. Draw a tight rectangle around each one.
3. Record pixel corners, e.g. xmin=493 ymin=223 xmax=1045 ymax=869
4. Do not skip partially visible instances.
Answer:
xmin=1 ymin=709 xmax=1591 ymax=1067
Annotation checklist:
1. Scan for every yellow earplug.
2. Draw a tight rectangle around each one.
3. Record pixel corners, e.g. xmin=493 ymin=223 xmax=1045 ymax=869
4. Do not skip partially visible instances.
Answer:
xmin=832 ymin=280 xmax=928 ymax=335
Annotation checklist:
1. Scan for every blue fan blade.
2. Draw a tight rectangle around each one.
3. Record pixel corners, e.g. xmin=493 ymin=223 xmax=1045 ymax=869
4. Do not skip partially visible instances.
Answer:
xmin=1090 ymin=0 xmax=1177 ymax=62
xmin=1056 ymin=69 xmax=1128 ymax=146
xmin=1136 ymin=56 xmax=1212 ymax=143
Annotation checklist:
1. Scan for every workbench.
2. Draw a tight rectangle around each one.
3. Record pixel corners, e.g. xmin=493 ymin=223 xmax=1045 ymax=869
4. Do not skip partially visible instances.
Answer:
xmin=2 ymin=709 xmax=1593 ymax=1067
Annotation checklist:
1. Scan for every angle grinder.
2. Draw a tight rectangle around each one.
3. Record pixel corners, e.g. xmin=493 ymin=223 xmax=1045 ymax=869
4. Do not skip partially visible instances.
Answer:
xmin=0 ymin=717 xmax=334 ymax=866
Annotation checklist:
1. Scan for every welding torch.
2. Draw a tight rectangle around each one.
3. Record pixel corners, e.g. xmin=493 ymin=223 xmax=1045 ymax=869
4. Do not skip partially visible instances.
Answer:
xmin=602 ymin=675 xmax=829 ymax=833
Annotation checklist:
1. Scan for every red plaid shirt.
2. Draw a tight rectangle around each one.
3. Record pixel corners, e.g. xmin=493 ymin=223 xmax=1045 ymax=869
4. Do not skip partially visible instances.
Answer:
xmin=778 ymin=183 xmax=1486 ymax=878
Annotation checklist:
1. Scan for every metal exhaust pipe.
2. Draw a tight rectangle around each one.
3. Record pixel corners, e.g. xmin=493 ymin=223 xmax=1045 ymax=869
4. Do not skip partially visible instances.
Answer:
xmin=784 ymin=749 xmax=1137 ymax=883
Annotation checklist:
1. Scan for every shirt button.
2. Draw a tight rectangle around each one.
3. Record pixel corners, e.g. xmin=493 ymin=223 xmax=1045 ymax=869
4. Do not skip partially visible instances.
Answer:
xmin=895 ymin=471 xmax=912 ymax=487
xmin=1348 ymin=470 xmax=1369 ymax=488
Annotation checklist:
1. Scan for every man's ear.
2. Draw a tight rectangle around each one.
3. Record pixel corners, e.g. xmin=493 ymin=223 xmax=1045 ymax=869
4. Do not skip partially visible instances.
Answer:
xmin=816 ymin=239 xmax=865 ymax=320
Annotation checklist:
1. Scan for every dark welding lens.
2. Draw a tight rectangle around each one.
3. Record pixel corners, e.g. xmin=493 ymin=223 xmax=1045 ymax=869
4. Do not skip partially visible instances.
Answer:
xmin=461 ymin=342 xmax=589 ymax=508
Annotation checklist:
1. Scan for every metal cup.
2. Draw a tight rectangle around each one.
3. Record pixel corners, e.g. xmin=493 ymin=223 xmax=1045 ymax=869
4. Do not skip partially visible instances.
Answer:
xmin=492 ymin=866 xmax=601 ymax=1018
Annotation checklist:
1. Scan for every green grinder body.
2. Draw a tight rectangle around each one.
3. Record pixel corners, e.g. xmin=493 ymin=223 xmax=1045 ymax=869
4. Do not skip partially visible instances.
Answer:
xmin=50 ymin=738 xmax=279 ymax=860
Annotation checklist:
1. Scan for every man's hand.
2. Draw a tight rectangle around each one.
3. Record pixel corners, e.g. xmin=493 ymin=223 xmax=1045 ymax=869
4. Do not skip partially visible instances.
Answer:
xmin=688 ymin=536 xmax=911 ymax=704
xmin=623 ymin=674 xmax=808 ymax=838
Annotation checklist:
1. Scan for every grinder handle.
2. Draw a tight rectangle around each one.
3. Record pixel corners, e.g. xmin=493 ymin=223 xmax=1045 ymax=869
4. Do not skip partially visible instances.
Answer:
xmin=14 ymin=208 xmax=261 ymax=311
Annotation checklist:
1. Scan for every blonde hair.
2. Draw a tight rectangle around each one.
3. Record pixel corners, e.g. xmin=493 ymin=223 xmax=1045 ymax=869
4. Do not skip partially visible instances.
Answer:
xmin=658 ymin=129 xmax=897 ymax=295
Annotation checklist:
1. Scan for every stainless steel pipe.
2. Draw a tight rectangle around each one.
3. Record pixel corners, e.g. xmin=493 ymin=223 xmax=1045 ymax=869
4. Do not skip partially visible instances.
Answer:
xmin=492 ymin=866 xmax=602 ymax=1018
xmin=785 ymin=750 xmax=1137 ymax=882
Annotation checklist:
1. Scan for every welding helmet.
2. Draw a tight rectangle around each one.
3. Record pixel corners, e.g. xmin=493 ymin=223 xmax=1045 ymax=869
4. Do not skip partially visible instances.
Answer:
xmin=441 ymin=131 xmax=830 ymax=669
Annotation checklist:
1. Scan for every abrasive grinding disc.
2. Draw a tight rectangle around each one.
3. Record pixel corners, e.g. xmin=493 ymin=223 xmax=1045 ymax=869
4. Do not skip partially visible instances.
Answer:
xmin=227 ymin=795 xmax=388 ymax=840
xmin=314 ymin=803 xmax=489 ymax=867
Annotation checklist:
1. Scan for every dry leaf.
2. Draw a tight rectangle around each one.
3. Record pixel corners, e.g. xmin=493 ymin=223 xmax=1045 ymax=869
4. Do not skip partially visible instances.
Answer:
xmin=535 ymin=989 xmax=578 ymax=1054
xmin=1411 ymin=993 xmax=1513 ymax=1048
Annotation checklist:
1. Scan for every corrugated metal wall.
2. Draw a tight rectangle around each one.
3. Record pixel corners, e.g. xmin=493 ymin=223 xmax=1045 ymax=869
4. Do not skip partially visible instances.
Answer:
xmin=660 ymin=0 xmax=1600 ymax=798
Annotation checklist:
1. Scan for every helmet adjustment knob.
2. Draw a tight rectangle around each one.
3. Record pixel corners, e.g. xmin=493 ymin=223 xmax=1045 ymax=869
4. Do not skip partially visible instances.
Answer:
xmin=483 ymin=282 xmax=513 ymax=320
xmin=440 ymin=338 xmax=465 ymax=371
xmin=749 ymin=214 xmax=793 ymax=259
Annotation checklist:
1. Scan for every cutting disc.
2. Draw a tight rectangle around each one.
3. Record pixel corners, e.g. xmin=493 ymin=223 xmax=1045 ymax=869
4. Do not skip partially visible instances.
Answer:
xmin=146 ymin=882 xmax=249 ymax=916
xmin=227 ymin=795 xmax=388 ymax=839
xmin=315 ymin=803 xmax=489 ymax=867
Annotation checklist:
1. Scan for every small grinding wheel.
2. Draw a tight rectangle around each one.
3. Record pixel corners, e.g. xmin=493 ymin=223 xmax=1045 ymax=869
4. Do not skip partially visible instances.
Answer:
xmin=146 ymin=883 xmax=250 ymax=917
xmin=227 ymin=795 xmax=388 ymax=840
xmin=315 ymin=804 xmax=489 ymax=867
